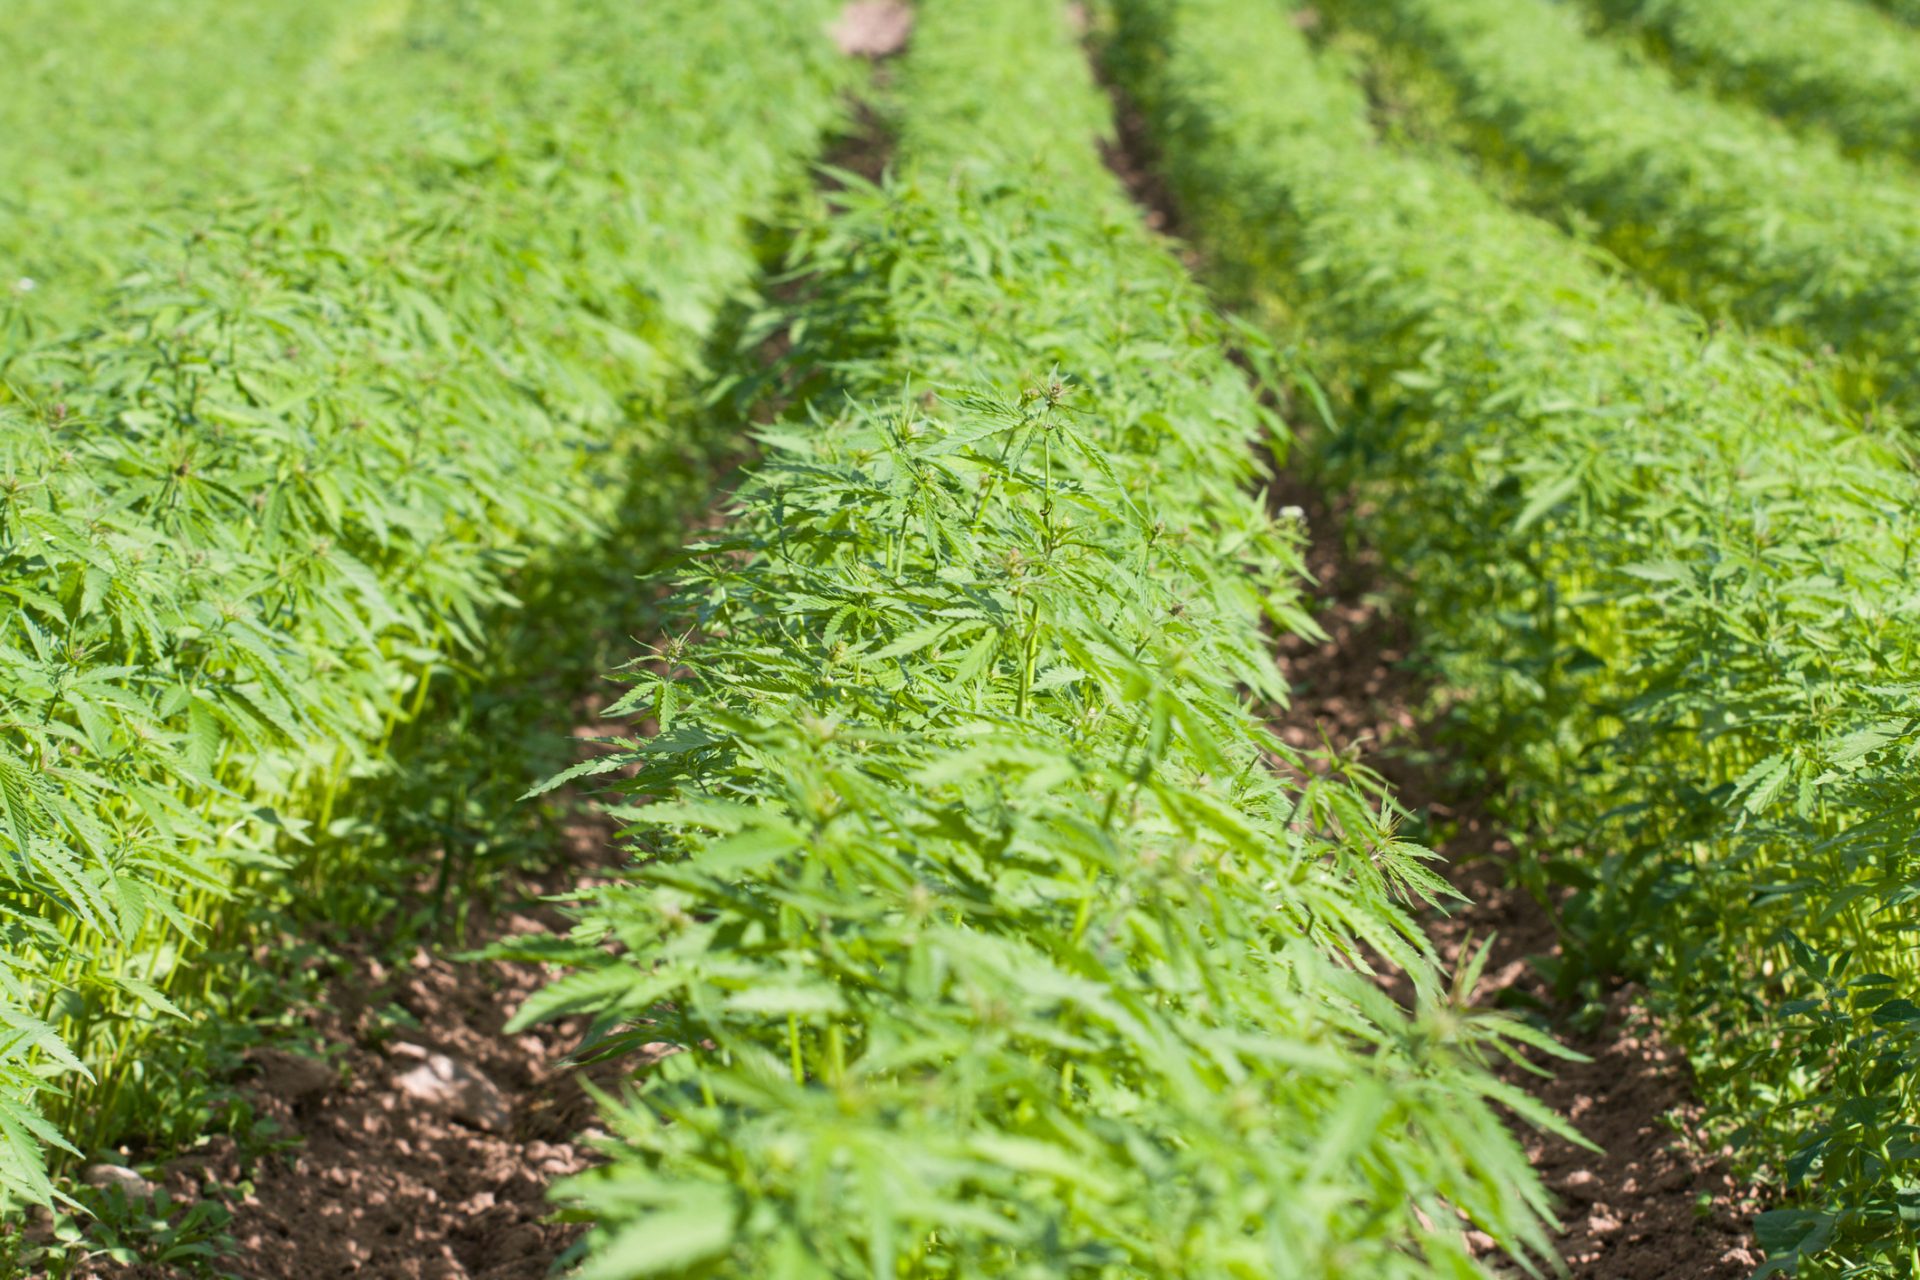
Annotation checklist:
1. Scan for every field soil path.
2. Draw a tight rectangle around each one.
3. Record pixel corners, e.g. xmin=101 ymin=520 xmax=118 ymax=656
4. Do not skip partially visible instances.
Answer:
xmin=1266 ymin=479 xmax=1763 ymax=1279
xmin=197 ymin=811 xmax=624 ymax=1280
xmin=76 ymin=762 xmax=631 ymax=1280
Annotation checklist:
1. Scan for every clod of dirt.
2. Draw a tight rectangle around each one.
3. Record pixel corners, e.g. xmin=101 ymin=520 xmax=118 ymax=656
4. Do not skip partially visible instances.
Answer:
xmin=246 ymin=1048 xmax=337 ymax=1107
xmin=831 ymin=0 xmax=912 ymax=58
xmin=392 ymin=1049 xmax=512 ymax=1134
xmin=80 ymin=1164 xmax=157 ymax=1200
xmin=1562 ymin=1170 xmax=1603 ymax=1203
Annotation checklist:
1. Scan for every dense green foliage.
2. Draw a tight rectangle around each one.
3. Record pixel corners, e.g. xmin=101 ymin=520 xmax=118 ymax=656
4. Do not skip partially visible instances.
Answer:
xmin=1584 ymin=0 xmax=1920 ymax=159
xmin=1318 ymin=0 xmax=1920 ymax=407
xmin=510 ymin=1 xmax=1572 ymax=1275
xmin=1104 ymin=0 xmax=1920 ymax=1274
xmin=1869 ymin=0 xmax=1920 ymax=25
xmin=22 ymin=0 xmax=1920 ymax=1273
xmin=0 ymin=0 xmax=845 ymax=1206
xmin=0 ymin=0 xmax=405 ymax=332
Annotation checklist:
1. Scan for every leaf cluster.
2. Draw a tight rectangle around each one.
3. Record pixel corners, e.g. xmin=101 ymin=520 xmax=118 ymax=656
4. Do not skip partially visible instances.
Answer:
xmin=1102 ymin=0 xmax=1920 ymax=1273
xmin=0 ymin=0 xmax=400 ymax=334
xmin=1316 ymin=0 xmax=1920 ymax=410
xmin=1582 ymin=0 xmax=1920 ymax=162
xmin=0 ymin=0 xmax=847 ymax=1207
xmin=510 ymin=1 xmax=1573 ymax=1276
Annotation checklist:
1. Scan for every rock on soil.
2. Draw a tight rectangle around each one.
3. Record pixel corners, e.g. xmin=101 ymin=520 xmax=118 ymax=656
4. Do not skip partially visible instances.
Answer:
xmin=246 ymin=1047 xmax=338 ymax=1107
xmin=832 ymin=0 xmax=913 ymax=58
xmin=391 ymin=1047 xmax=512 ymax=1135
xmin=80 ymin=1165 xmax=157 ymax=1202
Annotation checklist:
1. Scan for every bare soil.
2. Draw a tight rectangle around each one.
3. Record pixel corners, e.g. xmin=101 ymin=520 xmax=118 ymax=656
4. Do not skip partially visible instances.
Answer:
xmin=73 ymin=794 xmax=629 ymax=1280
xmin=208 ymin=828 xmax=620 ymax=1280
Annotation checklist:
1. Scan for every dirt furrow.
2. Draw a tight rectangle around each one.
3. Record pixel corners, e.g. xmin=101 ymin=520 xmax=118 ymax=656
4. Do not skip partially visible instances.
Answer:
xmin=1266 ymin=479 xmax=1763 ymax=1278
xmin=66 ymin=784 xmax=631 ymax=1280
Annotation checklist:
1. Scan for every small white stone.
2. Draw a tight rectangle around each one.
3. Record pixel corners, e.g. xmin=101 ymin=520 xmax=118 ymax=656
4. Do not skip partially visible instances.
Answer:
xmin=81 ymin=1163 xmax=156 ymax=1200
xmin=1560 ymin=1169 xmax=1602 ymax=1202
xmin=830 ymin=0 xmax=912 ymax=57
xmin=393 ymin=1053 xmax=511 ymax=1132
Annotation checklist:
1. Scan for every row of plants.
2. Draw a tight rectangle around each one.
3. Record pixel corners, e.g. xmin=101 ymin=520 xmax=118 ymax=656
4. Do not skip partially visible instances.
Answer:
xmin=0 ymin=0 xmax=403 ymax=335
xmin=1582 ymin=0 xmax=1920 ymax=160
xmin=1313 ymin=0 xmax=1920 ymax=409
xmin=1102 ymin=0 xmax=1920 ymax=1274
xmin=0 ymin=0 xmax=850 ymax=1207
xmin=506 ymin=0 xmax=1577 ymax=1275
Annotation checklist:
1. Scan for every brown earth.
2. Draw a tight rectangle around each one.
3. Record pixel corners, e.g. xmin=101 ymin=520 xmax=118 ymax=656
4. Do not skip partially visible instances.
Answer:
xmin=205 ymin=826 xmax=622 ymax=1280
xmin=72 ymin=793 xmax=633 ymax=1280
